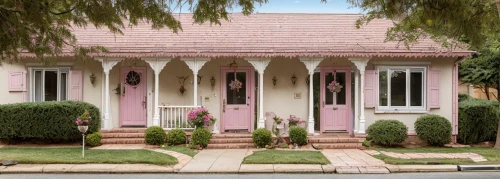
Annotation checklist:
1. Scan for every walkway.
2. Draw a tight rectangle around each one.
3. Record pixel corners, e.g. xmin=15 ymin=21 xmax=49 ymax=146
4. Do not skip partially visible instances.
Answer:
xmin=364 ymin=150 xmax=488 ymax=162
xmin=321 ymin=149 xmax=389 ymax=174
xmin=180 ymin=149 xmax=249 ymax=173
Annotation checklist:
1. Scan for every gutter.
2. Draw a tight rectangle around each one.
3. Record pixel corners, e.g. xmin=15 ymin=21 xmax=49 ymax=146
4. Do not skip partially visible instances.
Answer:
xmin=452 ymin=57 xmax=467 ymax=143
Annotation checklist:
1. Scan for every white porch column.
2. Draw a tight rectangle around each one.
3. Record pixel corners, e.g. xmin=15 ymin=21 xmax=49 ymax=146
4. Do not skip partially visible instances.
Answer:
xmin=299 ymin=57 xmax=322 ymax=134
xmin=246 ymin=58 xmax=271 ymax=129
xmin=97 ymin=57 xmax=121 ymax=130
xmin=349 ymin=57 xmax=370 ymax=134
xmin=354 ymin=69 xmax=360 ymax=133
xmin=182 ymin=58 xmax=211 ymax=106
xmin=144 ymin=57 xmax=171 ymax=126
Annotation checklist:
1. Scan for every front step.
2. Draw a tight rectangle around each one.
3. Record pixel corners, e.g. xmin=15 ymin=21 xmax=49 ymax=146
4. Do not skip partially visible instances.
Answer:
xmin=100 ymin=128 xmax=147 ymax=133
xmin=312 ymin=143 xmax=363 ymax=149
xmin=308 ymin=137 xmax=364 ymax=143
xmin=101 ymin=133 xmax=145 ymax=138
xmin=209 ymin=138 xmax=253 ymax=144
xmin=101 ymin=138 xmax=145 ymax=144
xmin=206 ymin=143 xmax=255 ymax=149
xmin=212 ymin=134 xmax=252 ymax=138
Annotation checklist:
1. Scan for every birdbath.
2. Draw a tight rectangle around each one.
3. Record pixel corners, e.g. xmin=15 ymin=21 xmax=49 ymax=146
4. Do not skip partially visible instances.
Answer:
xmin=78 ymin=126 xmax=88 ymax=158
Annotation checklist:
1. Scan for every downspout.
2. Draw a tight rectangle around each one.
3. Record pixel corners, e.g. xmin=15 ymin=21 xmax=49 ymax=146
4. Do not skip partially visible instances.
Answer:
xmin=453 ymin=57 xmax=467 ymax=143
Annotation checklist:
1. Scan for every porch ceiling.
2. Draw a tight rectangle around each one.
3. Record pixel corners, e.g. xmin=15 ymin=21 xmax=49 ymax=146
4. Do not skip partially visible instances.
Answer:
xmin=21 ymin=13 xmax=473 ymax=58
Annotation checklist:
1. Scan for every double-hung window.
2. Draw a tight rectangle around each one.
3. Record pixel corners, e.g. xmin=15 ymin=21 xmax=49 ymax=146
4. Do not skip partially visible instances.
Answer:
xmin=29 ymin=67 xmax=70 ymax=102
xmin=378 ymin=66 xmax=426 ymax=111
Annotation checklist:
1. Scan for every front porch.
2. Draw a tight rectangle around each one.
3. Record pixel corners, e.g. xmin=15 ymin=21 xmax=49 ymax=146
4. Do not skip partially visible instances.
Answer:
xmin=97 ymin=56 xmax=371 ymax=137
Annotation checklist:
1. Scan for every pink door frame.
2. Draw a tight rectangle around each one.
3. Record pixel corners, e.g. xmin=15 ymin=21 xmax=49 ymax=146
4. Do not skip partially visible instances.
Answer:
xmin=320 ymin=67 xmax=352 ymax=134
xmin=220 ymin=66 xmax=255 ymax=133
xmin=120 ymin=66 xmax=147 ymax=127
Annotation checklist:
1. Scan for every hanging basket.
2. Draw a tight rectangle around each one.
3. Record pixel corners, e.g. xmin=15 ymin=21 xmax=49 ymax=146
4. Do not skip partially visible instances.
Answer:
xmin=229 ymin=79 xmax=242 ymax=92
xmin=327 ymin=80 xmax=343 ymax=93
xmin=78 ymin=126 xmax=88 ymax=133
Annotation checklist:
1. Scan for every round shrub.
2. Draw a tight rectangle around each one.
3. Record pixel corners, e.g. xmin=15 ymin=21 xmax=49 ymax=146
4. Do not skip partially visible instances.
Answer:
xmin=167 ymin=129 xmax=187 ymax=146
xmin=144 ymin=126 xmax=167 ymax=146
xmin=86 ymin=132 xmax=102 ymax=147
xmin=415 ymin=114 xmax=452 ymax=146
xmin=252 ymin=128 xmax=272 ymax=148
xmin=366 ymin=120 xmax=408 ymax=146
xmin=458 ymin=98 xmax=499 ymax=144
xmin=289 ymin=126 xmax=308 ymax=146
xmin=191 ymin=128 xmax=212 ymax=148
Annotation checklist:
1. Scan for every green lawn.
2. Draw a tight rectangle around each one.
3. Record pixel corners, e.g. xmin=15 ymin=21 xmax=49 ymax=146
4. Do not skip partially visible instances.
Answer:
xmin=373 ymin=147 xmax=500 ymax=165
xmin=161 ymin=146 xmax=199 ymax=157
xmin=0 ymin=148 xmax=178 ymax=165
xmin=242 ymin=150 xmax=331 ymax=165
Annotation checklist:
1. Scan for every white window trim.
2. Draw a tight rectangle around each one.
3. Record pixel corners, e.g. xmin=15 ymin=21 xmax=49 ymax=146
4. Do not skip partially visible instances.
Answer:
xmin=28 ymin=67 xmax=71 ymax=102
xmin=376 ymin=66 xmax=427 ymax=111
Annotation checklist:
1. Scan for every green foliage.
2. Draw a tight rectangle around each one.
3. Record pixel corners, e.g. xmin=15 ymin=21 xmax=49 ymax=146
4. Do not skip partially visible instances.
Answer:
xmin=0 ymin=0 xmax=268 ymax=64
xmin=279 ymin=143 xmax=289 ymax=149
xmin=458 ymin=94 xmax=472 ymax=102
xmin=252 ymin=128 xmax=272 ymax=148
xmin=86 ymin=132 xmax=102 ymax=147
xmin=144 ymin=126 xmax=167 ymax=146
xmin=167 ymin=129 xmax=186 ymax=146
xmin=289 ymin=126 xmax=308 ymax=146
xmin=190 ymin=128 xmax=212 ymax=148
xmin=0 ymin=101 xmax=100 ymax=142
xmin=362 ymin=140 xmax=371 ymax=148
xmin=366 ymin=120 xmax=408 ymax=146
xmin=414 ymin=115 xmax=452 ymax=146
xmin=458 ymin=98 xmax=500 ymax=144
xmin=347 ymin=0 xmax=500 ymax=48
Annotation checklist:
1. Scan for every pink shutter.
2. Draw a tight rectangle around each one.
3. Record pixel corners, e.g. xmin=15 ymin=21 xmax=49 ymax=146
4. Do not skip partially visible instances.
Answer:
xmin=428 ymin=70 xmax=440 ymax=108
xmin=8 ymin=71 xmax=27 ymax=92
xmin=70 ymin=70 xmax=83 ymax=101
xmin=364 ymin=70 xmax=378 ymax=108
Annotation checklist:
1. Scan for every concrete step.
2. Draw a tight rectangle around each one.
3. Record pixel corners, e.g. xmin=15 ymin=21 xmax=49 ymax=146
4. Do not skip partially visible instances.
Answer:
xmin=311 ymin=143 xmax=363 ymax=149
xmin=100 ymin=128 xmax=147 ymax=133
xmin=308 ymin=137 xmax=364 ymax=143
xmin=209 ymin=138 xmax=253 ymax=144
xmin=101 ymin=133 xmax=145 ymax=138
xmin=101 ymin=138 xmax=145 ymax=144
xmin=206 ymin=143 xmax=256 ymax=149
xmin=212 ymin=134 xmax=253 ymax=138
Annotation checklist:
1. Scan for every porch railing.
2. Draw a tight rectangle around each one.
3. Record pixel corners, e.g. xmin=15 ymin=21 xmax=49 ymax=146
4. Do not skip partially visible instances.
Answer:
xmin=159 ymin=106 xmax=201 ymax=130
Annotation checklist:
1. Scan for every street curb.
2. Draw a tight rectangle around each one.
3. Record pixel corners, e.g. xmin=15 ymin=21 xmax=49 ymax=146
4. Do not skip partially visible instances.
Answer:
xmin=458 ymin=165 xmax=500 ymax=171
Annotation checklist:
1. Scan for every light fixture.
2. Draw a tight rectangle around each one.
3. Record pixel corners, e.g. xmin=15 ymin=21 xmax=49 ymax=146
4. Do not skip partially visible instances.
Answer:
xmin=306 ymin=75 xmax=310 ymax=85
xmin=210 ymin=76 xmax=216 ymax=87
xmin=291 ymin=74 xmax=297 ymax=85
xmin=272 ymin=76 xmax=277 ymax=86
xmin=197 ymin=75 xmax=202 ymax=85
xmin=89 ymin=73 xmax=96 ymax=85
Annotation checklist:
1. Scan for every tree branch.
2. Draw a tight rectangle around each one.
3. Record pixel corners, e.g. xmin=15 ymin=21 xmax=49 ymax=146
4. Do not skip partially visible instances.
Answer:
xmin=49 ymin=6 xmax=77 ymax=15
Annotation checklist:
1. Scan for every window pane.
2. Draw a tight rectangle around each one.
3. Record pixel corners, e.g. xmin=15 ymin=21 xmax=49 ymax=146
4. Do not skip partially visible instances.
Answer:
xmin=44 ymin=71 xmax=58 ymax=101
xmin=379 ymin=70 xmax=388 ymax=106
xmin=226 ymin=72 xmax=246 ymax=104
xmin=390 ymin=70 xmax=406 ymax=106
xmin=324 ymin=73 xmax=334 ymax=105
xmin=410 ymin=72 xmax=423 ymax=106
xmin=34 ymin=71 xmax=42 ymax=102
xmin=60 ymin=73 xmax=67 ymax=101
xmin=335 ymin=72 xmax=346 ymax=105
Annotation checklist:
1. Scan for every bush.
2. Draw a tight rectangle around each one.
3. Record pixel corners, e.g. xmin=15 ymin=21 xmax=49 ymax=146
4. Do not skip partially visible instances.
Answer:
xmin=458 ymin=98 xmax=500 ymax=144
xmin=415 ymin=114 xmax=452 ymax=146
xmin=144 ymin=126 xmax=166 ymax=146
xmin=86 ymin=132 xmax=102 ymax=147
xmin=366 ymin=120 xmax=408 ymax=146
xmin=167 ymin=129 xmax=186 ymax=146
xmin=0 ymin=101 xmax=100 ymax=142
xmin=289 ymin=126 xmax=308 ymax=146
xmin=252 ymin=128 xmax=272 ymax=148
xmin=458 ymin=94 xmax=472 ymax=102
xmin=362 ymin=140 xmax=371 ymax=148
xmin=190 ymin=128 xmax=212 ymax=148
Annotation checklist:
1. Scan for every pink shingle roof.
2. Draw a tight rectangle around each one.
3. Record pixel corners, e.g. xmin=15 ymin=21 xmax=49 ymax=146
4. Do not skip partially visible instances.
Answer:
xmin=27 ymin=13 xmax=474 ymax=58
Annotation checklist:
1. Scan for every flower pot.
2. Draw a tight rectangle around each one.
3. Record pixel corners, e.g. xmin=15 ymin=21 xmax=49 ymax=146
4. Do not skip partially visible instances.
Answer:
xmin=78 ymin=126 xmax=88 ymax=133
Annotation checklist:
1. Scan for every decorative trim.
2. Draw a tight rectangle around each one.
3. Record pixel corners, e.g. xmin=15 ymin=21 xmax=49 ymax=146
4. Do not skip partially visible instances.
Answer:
xmin=96 ymin=57 xmax=123 ymax=74
xmin=372 ymin=61 xmax=431 ymax=65
xmin=143 ymin=57 xmax=171 ymax=74
xmin=349 ymin=57 xmax=370 ymax=71
xmin=26 ymin=62 xmax=74 ymax=66
xmin=245 ymin=57 xmax=271 ymax=74
xmin=181 ymin=57 xmax=211 ymax=74
xmin=299 ymin=57 xmax=323 ymax=74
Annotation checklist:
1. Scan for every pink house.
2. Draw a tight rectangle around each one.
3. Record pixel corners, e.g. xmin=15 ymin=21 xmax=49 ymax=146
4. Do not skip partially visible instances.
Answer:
xmin=2 ymin=14 xmax=472 ymax=146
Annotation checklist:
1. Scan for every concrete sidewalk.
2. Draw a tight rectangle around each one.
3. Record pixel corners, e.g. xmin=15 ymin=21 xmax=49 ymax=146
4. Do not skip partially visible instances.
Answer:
xmin=0 ymin=164 xmax=174 ymax=173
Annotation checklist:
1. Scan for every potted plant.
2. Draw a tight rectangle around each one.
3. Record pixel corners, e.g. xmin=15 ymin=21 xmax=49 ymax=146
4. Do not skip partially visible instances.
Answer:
xmin=187 ymin=107 xmax=217 ymax=129
xmin=76 ymin=109 xmax=91 ymax=133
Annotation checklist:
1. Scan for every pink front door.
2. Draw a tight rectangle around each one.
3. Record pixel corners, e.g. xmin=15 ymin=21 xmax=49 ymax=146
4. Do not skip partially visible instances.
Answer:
xmin=120 ymin=67 xmax=147 ymax=126
xmin=320 ymin=67 xmax=351 ymax=132
xmin=221 ymin=67 xmax=254 ymax=132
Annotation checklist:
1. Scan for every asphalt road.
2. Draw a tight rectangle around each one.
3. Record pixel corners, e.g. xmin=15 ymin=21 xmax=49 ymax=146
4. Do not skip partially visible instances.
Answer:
xmin=1 ymin=173 xmax=500 ymax=179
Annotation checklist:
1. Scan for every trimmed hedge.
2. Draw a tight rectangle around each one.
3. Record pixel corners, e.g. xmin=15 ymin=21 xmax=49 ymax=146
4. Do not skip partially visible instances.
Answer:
xmin=415 ymin=114 xmax=452 ymax=146
xmin=145 ymin=126 xmax=167 ymax=146
xmin=167 ymin=129 xmax=186 ymax=146
xmin=289 ymin=126 xmax=308 ymax=146
xmin=190 ymin=128 xmax=212 ymax=148
xmin=366 ymin=120 xmax=408 ymax=146
xmin=458 ymin=98 xmax=500 ymax=144
xmin=0 ymin=101 xmax=100 ymax=142
xmin=252 ymin=128 xmax=272 ymax=148
xmin=86 ymin=132 xmax=102 ymax=146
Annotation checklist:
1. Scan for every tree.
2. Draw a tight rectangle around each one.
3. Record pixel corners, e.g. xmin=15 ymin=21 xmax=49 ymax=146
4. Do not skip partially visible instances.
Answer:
xmin=346 ymin=0 xmax=500 ymax=148
xmin=0 ymin=0 xmax=267 ymax=65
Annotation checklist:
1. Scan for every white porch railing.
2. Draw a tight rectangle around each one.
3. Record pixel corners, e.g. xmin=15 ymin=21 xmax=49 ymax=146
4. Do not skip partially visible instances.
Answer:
xmin=160 ymin=106 xmax=201 ymax=130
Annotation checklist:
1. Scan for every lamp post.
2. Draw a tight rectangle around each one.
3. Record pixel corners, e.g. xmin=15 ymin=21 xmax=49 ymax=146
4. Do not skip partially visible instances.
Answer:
xmin=78 ymin=125 xmax=88 ymax=158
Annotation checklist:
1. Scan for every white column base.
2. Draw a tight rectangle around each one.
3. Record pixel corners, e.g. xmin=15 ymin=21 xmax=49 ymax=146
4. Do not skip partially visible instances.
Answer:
xmin=213 ymin=122 xmax=220 ymax=134
xmin=258 ymin=118 xmax=265 ymax=129
xmin=307 ymin=118 xmax=314 ymax=133
xmin=153 ymin=115 xmax=160 ymax=126
xmin=358 ymin=117 xmax=366 ymax=134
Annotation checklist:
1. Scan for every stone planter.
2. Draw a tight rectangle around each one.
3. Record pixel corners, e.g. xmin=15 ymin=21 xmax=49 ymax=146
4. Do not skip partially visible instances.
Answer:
xmin=78 ymin=126 xmax=88 ymax=133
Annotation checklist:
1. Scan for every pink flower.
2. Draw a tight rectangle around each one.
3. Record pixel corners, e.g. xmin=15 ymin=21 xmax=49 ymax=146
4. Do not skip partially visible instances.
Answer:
xmin=83 ymin=120 xmax=89 ymax=123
